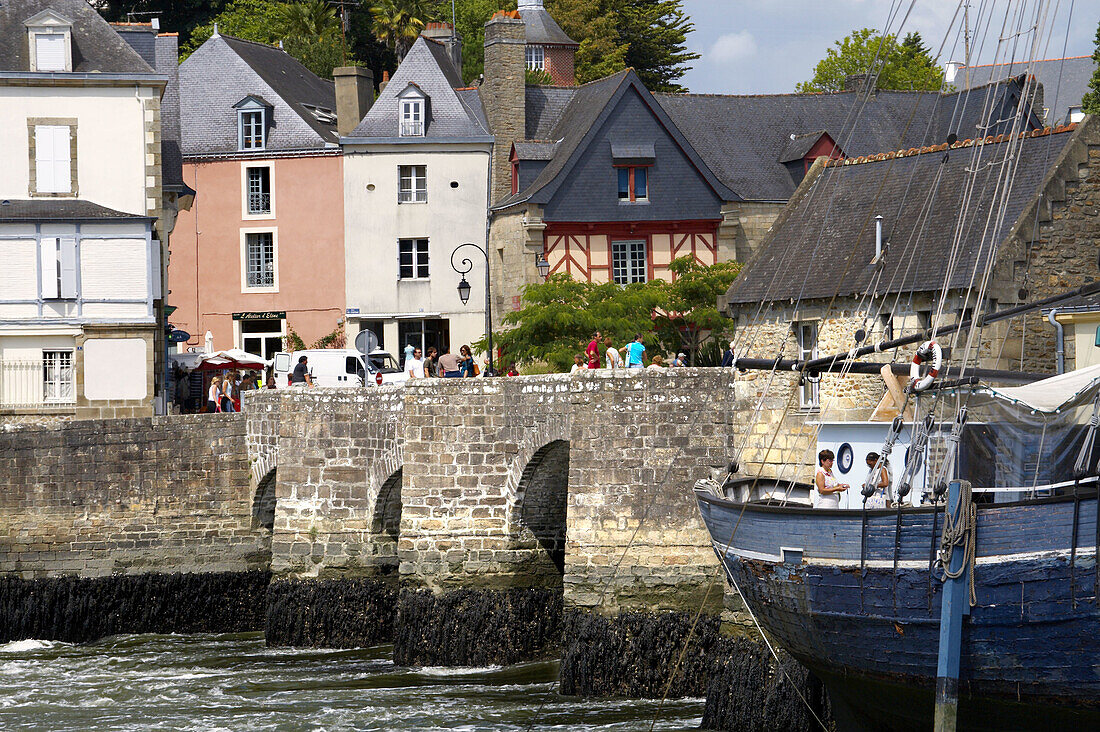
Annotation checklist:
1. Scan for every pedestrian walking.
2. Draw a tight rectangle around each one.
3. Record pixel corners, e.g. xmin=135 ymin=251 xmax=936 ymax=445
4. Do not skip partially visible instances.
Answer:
xmin=585 ymin=331 xmax=601 ymax=369
xmin=438 ymin=346 xmax=461 ymax=377
xmin=626 ymin=334 xmax=646 ymax=368
xmin=406 ymin=348 xmax=425 ymax=379
xmin=459 ymin=345 xmax=478 ymax=377
xmin=424 ymin=347 xmax=439 ymax=378
xmin=604 ymin=336 xmax=621 ymax=370
xmin=207 ymin=376 xmax=222 ymax=413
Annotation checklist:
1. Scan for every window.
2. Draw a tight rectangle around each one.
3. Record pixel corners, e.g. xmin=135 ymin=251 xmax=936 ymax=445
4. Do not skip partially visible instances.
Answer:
xmin=525 ymin=45 xmax=545 ymax=71
xmin=611 ymin=240 xmax=647 ymax=284
xmin=399 ymin=238 xmax=429 ymax=280
xmin=42 ymin=350 xmax=74 ymax=403
xmin=245 ymin=232 xmax=275 ymax=288
xmin=246 ymin=166 xmax=271 ymax=215
xmin=511 ymin=160 xmax=519 ymax=195
xmin=239 ymin=110 xmax=265 ymax=150
xmin=39 ymin=236 xmax=77 ymax=299
xmin=34 ymin=125 xmax=72 ymax=194
xmin=239 ymin=317 xmax=285 ymax=361
xmin=616 ymin=166 xmax=648 ymax=202
xmin=35 ymin=33 xmax=66 ymax=71
xmin=398 ymin=165 xmax=427 ymax=203
xmin=796 ymin=322 xmax=819 ymax=410
xmin=400 ymin=99 xmax=424 ymax=136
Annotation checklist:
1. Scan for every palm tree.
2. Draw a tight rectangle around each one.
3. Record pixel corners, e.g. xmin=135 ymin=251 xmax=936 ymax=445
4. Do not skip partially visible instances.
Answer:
xmin=281 ymin=0 xmax=341 ymax=39
xmin=370 ymin=0 xmax=435 ymax=61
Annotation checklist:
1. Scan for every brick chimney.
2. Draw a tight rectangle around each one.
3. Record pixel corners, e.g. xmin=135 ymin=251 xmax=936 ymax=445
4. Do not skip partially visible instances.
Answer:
xmin=333 ymin=66 xmax=375 ymax=137
xmin=483 ymin=11 xmax=526 ymax=203
xmin=843 ymin=73 xmax=872 ymax=94
xmin=421 ymin=22 xmax=463 ymax=78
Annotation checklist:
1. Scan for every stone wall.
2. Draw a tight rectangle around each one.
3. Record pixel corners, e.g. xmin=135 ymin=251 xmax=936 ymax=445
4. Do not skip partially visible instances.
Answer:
xmin=0 ymin=413 xmax=267 ymax=577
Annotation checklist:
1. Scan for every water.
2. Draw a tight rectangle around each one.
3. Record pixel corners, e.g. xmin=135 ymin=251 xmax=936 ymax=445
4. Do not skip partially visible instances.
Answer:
xmin=0 ymin=633 xmax=704 ymax=731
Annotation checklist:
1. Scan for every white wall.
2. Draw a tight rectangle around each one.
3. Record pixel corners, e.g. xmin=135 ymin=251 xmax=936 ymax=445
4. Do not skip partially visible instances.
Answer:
xmin=343 ymin=143 xmax=491 ymax=351
xmin=0 ymin=85 xmax=151 ymax=215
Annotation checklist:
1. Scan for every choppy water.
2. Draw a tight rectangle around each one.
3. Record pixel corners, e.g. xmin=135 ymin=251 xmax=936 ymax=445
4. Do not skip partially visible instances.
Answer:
xmin=0 ymin=633 xmax=704 ymax=731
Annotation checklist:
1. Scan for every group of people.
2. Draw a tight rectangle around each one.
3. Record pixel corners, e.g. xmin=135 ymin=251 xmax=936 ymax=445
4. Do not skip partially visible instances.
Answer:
xmin=403 ymin=344 xmax=481 ymax=379
xmin=570 ymin=331 xmax=689 ymax=373
xmin=205 ymin=370 xmax=261 ymax=412
xmin=814 ymin=448 xmax=892 ymax=508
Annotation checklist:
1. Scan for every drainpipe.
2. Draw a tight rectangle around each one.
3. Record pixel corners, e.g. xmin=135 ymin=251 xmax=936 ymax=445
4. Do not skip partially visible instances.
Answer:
xmin=874 ymin=215 xmax=883 ymax=261
xmin=1047 ymin=308 xmax=1065 ymax=374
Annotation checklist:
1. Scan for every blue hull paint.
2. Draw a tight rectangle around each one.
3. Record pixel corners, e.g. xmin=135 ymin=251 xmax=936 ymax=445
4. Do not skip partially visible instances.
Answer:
xmin=696 ymin=489 xmax=1100 ymax=730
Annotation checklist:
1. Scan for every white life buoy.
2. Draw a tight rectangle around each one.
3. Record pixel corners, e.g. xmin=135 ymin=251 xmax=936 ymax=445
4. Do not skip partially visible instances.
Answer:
xmin=909 ymin=340 xmax=942 ymax=392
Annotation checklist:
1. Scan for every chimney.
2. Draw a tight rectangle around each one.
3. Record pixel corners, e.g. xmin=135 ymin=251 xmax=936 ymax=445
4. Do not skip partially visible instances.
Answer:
xmin=379 ymin=70 xmax=390 ymax=94
xmin=483 ymin=11 xmax=525 ymax=203
xmin=333 ymin=66 xmax=375 ymax=137
xmin=843 ymin=73 xmax=872 ymax=94
xmin=422 ymin=22 xmax=463 ymax=78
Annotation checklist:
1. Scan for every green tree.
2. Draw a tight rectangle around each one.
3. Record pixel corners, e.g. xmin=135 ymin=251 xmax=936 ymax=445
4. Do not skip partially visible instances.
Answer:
xmin=1082 ymin=20 xmax=1100 ymax=114
xmin=371 ymin=0 xmax=437 ymax=62
xmin=652 ymin=256 xmax=741 ymax=365
xmin=546 ymin=0 xmax=628 ymax=84
xmin=615 ymin=0 xmax=698 ymax=92
xmin=796 ymin=27 xmax=943 ymax=93
xmin=97 ymin=0 xmax=227 ymax=50
xmin=282 ymin=0 xmax=340 ymax=38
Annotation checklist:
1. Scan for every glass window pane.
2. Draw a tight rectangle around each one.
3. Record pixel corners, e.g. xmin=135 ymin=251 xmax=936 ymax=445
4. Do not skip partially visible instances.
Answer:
xmin=634 ymin=167 xmax=647 ymax=199
xmin=617 ymin=168 xmax=630 ymax=199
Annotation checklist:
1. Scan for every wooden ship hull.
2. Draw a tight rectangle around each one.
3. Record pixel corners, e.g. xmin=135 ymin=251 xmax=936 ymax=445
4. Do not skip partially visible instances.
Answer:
xmin=695 ymin=482 xmax=1100 ymax=730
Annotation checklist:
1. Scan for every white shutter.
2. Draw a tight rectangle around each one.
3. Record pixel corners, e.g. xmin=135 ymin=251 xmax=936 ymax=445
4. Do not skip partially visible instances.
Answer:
xmin=52 ymin=126 xmax=71 ymax=193
xmin=59 ymin=237 xmax=78 ymax=299
xmin=40 ymin=237 xmax=59 ymax=299
xmin=35 ymin=33 xmax=66 ymax=71
xmin=35 ymin=125 xmax=70 ymax=194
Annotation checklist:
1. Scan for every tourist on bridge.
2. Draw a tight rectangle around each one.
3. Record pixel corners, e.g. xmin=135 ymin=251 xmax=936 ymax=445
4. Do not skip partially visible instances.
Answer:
xmin=458 ymin=345 xmax=478 ymax=377
xmin=290 ymin=356 xmax=313 ymax=387
xmin=207 ymin=376 xmax=222 ymax=413
xmin=604 ymin=336 xmax=621 ymax=370
xmin=585 ymin=331 xmax=601 ymax=369
xmin=721 ymin=341 xmax=735 ymax=367
xmin=570 ymin=354 xmax=585 ymax=374
xmin=406 ymin=348 xmax=425 ymax=379
xmin=647 ymin=355 xmax=666 ymax=371
xmin=424 ymin=347 xmax=439 ymax=378
xmin=439 ymin=346 xmax=461 ymax=377
xmin=625 ymin=334 xmax=646 ymax=368
xmin=672 ymin=353 xmax=688 ymax=367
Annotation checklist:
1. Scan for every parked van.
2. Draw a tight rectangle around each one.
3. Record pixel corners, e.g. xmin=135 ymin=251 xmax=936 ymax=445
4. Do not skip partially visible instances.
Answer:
xmin=272 ymin=349 xmax=406 ymax=388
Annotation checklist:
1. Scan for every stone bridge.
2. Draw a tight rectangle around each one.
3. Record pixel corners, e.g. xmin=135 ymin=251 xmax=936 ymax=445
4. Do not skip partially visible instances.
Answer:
xmin=245 ymin=369 xmax=739 ymax=615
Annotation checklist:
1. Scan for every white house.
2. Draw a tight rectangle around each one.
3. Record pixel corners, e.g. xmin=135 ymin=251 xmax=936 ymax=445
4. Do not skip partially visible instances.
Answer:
xmin=0 ymin=0 xmax=184 ymax=420
xmin=341 ymin=29 xmax=493 ymax=362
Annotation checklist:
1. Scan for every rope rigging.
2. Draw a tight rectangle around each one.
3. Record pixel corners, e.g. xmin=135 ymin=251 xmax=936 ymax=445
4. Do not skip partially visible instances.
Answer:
xmin=935 ymin=479 xmax=978 ymax=607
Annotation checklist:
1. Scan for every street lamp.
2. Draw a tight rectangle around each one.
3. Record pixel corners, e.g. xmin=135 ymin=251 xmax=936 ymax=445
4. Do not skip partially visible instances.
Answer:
xmin=451 ymin=242 xmax=494 ymax=376
xmin=535 ymin=252 xmax=550 ymax=279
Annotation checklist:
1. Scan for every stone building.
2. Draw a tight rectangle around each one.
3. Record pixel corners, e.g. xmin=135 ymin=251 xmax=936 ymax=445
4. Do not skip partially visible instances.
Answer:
xmin=0 ymin=0 xmax=186 ymax=421
xmin=171 ymin=30 xmax=346 ymax=362
xmin=722 ymin=115 xmax=1099 ymax=479
xmin=341 ymin=33 xmax=492 ymax=357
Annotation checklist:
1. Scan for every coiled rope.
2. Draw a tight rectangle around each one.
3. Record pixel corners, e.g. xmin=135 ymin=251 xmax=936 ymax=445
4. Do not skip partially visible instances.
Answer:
xmin=936 ymin=480 xmax=977 ymax=607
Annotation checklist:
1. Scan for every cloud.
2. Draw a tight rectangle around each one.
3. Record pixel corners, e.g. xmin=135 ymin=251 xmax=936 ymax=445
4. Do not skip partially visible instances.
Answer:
xmin=709 ymin=31 xmax=757 ymax=64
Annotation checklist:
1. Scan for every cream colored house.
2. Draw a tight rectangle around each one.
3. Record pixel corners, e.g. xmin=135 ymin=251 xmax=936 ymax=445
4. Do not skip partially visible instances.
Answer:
xmin=341 ymin=32 xmax=492 ymax=361
xmin=0 ymin=0 xmax=185 ymax=421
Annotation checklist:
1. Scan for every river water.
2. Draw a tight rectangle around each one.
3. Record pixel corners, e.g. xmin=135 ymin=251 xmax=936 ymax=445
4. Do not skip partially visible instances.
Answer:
xmin=0 ymin=633 xmax=704 ymax=731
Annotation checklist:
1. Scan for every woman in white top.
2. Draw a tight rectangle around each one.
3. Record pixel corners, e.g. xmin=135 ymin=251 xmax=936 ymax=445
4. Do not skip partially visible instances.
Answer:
xmin=207 ymin=376 xmax=222 ymax=413
xmin=814 ymin=449 xmax=849 ymax=508
xmin=569 ymin=354 xmax=585 ymax=374
xmin=603 ymin=336 xmax=622 ymax=369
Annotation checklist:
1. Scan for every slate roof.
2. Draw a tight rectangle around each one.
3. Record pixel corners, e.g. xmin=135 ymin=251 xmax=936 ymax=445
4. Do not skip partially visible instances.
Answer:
xmin=657 ymin=77 xmax=1041 ymax=202
xmin=957 ymin=55 xmax=1097 ymax=125
xmin=513 ymin=141 xmax=558 ymax=160
xmin=180 ymin=33 xmax=337 ymax=155
xmin=725 ymin=125 xmax=1080 ymax=306
xmin=517 ymin=2 xmax=577 ymax=46
xmin=0 ymin=199 xmax=152 ymax=221
xmin=0 ymin=0 xmax=154 ymax=73
xmin=779 ymin=131 xmax=830 ymax=163
xmin=348 ymin=36 xmax=490 ymax=140
xmin=524 ymin=86 xmax=575 ymax=139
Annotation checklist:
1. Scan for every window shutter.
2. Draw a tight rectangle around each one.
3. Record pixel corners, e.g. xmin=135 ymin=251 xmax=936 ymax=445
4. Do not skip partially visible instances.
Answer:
xmin=40 ymin=237 xmax=59 ymax=299
xmin=35 ymin=126 xmax=55 ymax=193
xmin=59 ymin=237 xmax=78 ymax=298
xmin=53 ymin=126 xmax=71 ymax=193
xmin=35 ymin=33 xmax=66 ymax=71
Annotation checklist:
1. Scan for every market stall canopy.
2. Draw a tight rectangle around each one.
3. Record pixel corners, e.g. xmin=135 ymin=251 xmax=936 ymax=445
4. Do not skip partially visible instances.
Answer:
xmin=194 ymin=349 xmax=268 ymax=372
xmin=968 ymin=363 xmax=1100 ymax=413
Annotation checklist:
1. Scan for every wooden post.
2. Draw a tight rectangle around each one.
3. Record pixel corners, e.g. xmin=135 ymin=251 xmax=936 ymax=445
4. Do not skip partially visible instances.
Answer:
xmin=934 ymin=480 xmax=971 ymax=732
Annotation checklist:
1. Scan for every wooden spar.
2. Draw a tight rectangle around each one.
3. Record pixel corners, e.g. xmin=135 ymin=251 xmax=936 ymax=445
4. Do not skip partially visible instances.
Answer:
xmin=934 ymin=480 xmax=972 ymax=732
xmin=792 ymin=280 xmax=1100 ymax=374
xmin=729 ymin=357 xmax=1046 ymax=384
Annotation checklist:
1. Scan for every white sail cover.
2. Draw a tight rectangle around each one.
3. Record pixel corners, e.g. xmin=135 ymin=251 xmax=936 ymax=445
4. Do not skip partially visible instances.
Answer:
xmin=969 ymin=363 xmax=1100 ymax=413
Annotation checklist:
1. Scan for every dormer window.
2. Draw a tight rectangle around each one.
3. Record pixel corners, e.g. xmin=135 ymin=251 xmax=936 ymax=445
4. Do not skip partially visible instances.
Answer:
xmin=24 ymin=10 xmax=73 ymax=73
xmin=525 ymin=45 xmax=545 ymax=71
xmin=233 ymin=95 xmax=272 ymax=151
xmin=397 ymin=84 xmax=427 ymax=137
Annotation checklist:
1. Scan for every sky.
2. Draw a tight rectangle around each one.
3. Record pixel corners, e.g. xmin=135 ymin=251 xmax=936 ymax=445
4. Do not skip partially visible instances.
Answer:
xmin=679 ymin=0 xmax=1099 ymax=94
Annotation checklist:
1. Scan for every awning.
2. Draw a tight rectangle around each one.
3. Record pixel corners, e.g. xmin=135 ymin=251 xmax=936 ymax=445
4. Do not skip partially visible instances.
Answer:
xmin=611 ymin=141 xmax=655 ymax=165
xmin=966 ymin=363 xmax=1100 ymax=413
xmin=194 ymin=349 xmax=269 ymax=372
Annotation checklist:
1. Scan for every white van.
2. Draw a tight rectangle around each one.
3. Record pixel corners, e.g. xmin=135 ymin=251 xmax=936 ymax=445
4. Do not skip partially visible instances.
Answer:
xmin=272 ymin=349 xmax=407 ymax=388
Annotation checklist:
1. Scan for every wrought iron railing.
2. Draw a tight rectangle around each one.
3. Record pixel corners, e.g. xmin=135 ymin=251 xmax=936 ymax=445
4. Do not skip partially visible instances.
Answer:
xmin=248 ymin=192 xmax=271 ymax=215
xmin=0 ymin=359 xmax=75 ymax=408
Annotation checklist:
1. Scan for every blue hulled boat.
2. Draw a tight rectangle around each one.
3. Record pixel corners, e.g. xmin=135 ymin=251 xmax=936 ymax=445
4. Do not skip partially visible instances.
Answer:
xmin=696 ymin=366 xmax=1100 ymax=730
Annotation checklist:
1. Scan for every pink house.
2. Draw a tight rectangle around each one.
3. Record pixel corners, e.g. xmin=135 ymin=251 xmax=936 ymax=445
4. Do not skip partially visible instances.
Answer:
xmin=171 ymin=32 xmax=348 ymax=359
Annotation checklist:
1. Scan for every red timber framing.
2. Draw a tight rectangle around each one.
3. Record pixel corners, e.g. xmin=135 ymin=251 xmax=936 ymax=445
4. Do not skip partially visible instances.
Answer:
xmin=543 ymin=221 xmax=721 ymax=284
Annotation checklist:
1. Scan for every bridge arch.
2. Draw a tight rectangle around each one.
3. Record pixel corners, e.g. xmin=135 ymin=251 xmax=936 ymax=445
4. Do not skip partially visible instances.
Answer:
xmin=510 ymin=439 xmax=570 ymax=574
xmin=252 ymin=466 xmax=278 ymax=530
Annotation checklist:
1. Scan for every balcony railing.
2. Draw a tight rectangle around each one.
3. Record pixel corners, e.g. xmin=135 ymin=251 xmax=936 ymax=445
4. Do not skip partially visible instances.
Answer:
xmin=247 ymin=192 xmax=271 ymax=215
xmin=400 ymin=120 xmax=424 ymax=137
xmin=0 ymin=360 xmax=75 ymax=408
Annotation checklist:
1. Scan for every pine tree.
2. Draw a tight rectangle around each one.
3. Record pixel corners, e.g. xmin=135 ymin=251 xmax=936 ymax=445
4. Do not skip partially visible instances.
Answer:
xmin=1082 ymin=20 xmax=1100 ymax=114
xmin=615 ymin=0 xmax=699 ymax=93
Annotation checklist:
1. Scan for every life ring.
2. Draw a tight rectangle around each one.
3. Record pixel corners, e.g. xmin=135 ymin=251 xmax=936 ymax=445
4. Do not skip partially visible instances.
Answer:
xmin=909 ymin=340 xmax=942 ymax=392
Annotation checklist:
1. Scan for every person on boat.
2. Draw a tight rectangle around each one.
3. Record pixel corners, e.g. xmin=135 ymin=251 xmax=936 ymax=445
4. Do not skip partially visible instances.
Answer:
xmin=814 ymin=449 xmax=849 ymax=508
xmin=865 ymin=452 xmax=891 ymax=508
